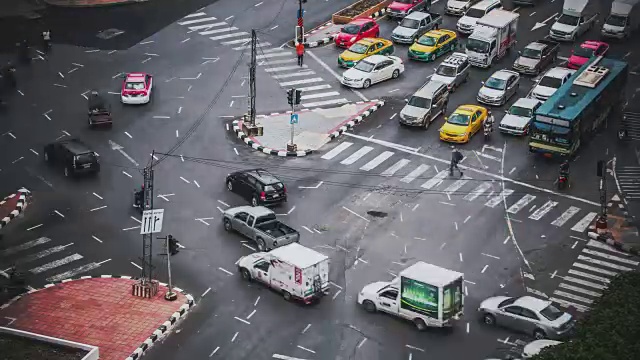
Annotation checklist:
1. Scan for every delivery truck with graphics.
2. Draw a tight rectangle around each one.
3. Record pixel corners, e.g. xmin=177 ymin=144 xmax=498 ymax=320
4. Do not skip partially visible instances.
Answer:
xmin=465 ymin=9 xmax=519 ymax=68
xmin=357 ymin=261 xmax=464 ymax=330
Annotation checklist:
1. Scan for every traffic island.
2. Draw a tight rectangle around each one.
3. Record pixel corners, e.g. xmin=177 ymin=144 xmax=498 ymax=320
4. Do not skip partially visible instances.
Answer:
xmin=587 ymin=193 xmax=640 ymax=255
xmin=232 ymin=100 xmax=384 ymax=157
xmin=0 ymin=188 xmax=30 ymax=231
xmin=0 ymin=276 xmax=194 ymax=360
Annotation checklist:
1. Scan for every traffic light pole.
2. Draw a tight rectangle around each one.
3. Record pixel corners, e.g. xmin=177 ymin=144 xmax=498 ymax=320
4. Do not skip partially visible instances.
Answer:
xmin=164 ymin=235 xmax=177 ymax=301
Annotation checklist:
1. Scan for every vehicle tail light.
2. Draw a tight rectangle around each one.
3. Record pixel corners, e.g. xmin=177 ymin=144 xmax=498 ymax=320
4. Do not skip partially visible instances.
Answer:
xmin=260 ymin=191 xmax=266 ymax=201
xmin=282 ymin=186 xmax=286 ymax=194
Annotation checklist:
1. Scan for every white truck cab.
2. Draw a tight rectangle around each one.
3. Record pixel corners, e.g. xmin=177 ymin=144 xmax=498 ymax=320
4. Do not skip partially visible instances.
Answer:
xmin=465 ymin=9 xmax=519 ymax=68
xmin=357 ymin=261 xmax=464 ymax=330
xmin=601 ymin=0 xmax=639 ymax=39
xmin=237 ymin=243 xmax=329 ymax=304
xmin=550 ymin=0 xmax=598 ymax=41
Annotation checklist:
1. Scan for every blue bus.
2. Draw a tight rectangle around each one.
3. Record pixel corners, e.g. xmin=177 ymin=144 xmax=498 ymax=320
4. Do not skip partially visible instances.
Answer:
xmin=528 ymin=56 xmax=628 ymax=157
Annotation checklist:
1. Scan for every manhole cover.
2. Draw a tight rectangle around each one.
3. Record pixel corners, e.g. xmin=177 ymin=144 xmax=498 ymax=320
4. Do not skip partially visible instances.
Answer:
xmin=97 ymin=28 xmax=125 ymax=40
xmin=366 ymin=211 xmax=387 ymax=218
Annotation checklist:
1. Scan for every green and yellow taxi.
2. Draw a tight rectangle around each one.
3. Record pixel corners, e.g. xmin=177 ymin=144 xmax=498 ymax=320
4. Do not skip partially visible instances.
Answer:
xmin=408 ymin=29 xmax=457 ymax=62
xmin=338 ymin=38 xmax=394 ymax=68
xmin=439 ymin=105 xmax=487 ymax=143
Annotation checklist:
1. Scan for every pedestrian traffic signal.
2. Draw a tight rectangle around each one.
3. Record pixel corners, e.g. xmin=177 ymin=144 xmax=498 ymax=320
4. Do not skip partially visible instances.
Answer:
xmin=287 ymin=88 xmax=294 ymax=105
xmin=294 ymin=89 xmax=302 ymax=105
xmin=168 ymin=235 xmax=179 ymax=255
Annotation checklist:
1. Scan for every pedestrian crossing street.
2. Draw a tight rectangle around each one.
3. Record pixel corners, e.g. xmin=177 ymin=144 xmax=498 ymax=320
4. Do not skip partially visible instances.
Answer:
xmin=177 ymin=12 xmax=350 ymax=108
xmin=322 ymin=141 xmax=599 ymax=232
xmin=549 ymin=239 xmax=640 ymax=312
xmin=1 ymin=237 xmax=110 ymax=284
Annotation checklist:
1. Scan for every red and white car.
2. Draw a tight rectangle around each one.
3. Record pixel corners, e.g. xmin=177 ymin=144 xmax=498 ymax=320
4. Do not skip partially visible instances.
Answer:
xmin=121 ymin=73 xmax=152 ymax=104
xmin=567 ymin=41 xmax=609 ymax=70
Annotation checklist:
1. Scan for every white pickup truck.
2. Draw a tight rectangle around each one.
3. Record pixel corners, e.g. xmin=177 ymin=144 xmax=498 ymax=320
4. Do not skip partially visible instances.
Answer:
xmin=549 ymin=0 xmax=598 ymax=41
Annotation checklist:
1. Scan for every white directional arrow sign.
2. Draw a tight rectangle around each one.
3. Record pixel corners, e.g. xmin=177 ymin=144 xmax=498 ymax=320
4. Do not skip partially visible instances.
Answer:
xmin=108 ymin=140 xmax=139 ymax=167
xmin=531 ymin=12 xmax=558 ymax=31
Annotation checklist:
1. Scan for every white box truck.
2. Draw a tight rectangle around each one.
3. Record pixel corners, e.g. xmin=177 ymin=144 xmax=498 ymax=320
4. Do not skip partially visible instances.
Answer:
xmin=549 ymin=0 xmax=598 ymax=41
xmin=357 ymin=261 xmax=464 ymax=330
xmin=465 ymin=9 xmax=519 ymax=68
xmin=237 ymin=243 xmax=329 ymax=304
xmin=601 ymin=0 xmax=639 ymax=39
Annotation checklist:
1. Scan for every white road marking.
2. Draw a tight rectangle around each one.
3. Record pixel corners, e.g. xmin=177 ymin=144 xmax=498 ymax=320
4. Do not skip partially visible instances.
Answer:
xmin=507 ymin=194 xmax=536 ymax=214
xmin=577 ymin=255 xmax=633 ymax=272
xmin=405 ymin=345 xmax=424 ymax=352
xmin=562 ymin=276 xmax=606 ymax=290
xmin=586 ymin=239 xmax=629 ymax=255
xmin=464 ymin=182 xmax=491 ymax=201
xmin=582 ymin=249 xmax=639 ymax=266
xmin=179 ymin=17 xmax=218 ymax=25
xmin=122 ymin=171 xmax=132 ymax=178
xmin=549 ymin=297 xmax=589 ymax=312
xmin=90 ymin=205 xmax=107 ymax=212
xmin=482 ymin=253 xmax=500 ymax=259
xmin=209 ymin=347 xmax=220 ymax=357
xmin=459 ymin=253 xmax=463 ymax=262
xmin=360 ymin=151 xmax=393 ymax=171
xmin=279 ymin=77 xmax=323 ymax=86
xmin=219 ymin=267 xmax=233 ymax=275
xmin=573 ymin=262 xmax=618 ymax=277
xmin=54 ymin=210 xmax=65 ymax=218
xmin=551 ymin=206 xmax=580 ymax=226
xmin=300 ymin=91 xmax=340 ymax=100
xmin=209 ymin=32 xmax=250 ymax=41
xmin=330 ymin=281 xmax=343 ymax=290
xmin=401 ymin=164 xmax=429 ymax=183
xmin=234 ymin=316 xmax=251 ymax=325
xmin=92 ymin=236 xmax=103 ymax=243
xmin=568 ymin=269 xmax=610 ymax=283
xmin=29 ymin=253 xmax=83 ymax=274
xmin=301 ymin=226 xmax=314 ymax=234
xmin=180 ymin=176 xmax=191 ymax=183
xmin=421 ymin=170 xmax=448 ymax=189
xmin=332 ymin=290 xmax=342 ymax=300
xmin=571 ymin=212 xmax=598 ymax=232
xmin=123 ymin=226 xmax=140 ymax=231
xmin=302 ymin=98 xmax=349 ymax=108
xmin=272 ymin=71 xmax=316 ymax=80
xmin=342 ymin=206 xmax=369 ymax=222
xmin=301 ymin=324 xmax=311 ymax=333
xmin=558 ymin=283 xmax=601 ymax=297
xmin=296 ymin=346 xmax=315 ymax=354
xmin=553 ymin=290 xmax=593 ymax=304
xmin=444 ymin=177 xmax=470 ymax=195
xmin=26 ymin=224 xmax=43 ymax=231
xmin=296 ymin=84 xmax=331 ymax=92
xmin=529 ymin=200 xmax=558 ymax=220
xmin=130 ymin=216 xmax=142 ymax=224
xmin=481 ymin=265 xmax=489 ymax=273
xmin=340 ymin=146 xmax=373 ymax=164
xmin=381 ymin=159 xmax=410 ymax=177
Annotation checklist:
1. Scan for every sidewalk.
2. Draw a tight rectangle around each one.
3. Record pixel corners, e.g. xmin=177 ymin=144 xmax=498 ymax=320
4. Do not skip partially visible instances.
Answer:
xmin=232 ymin=100 xmax=384 ymax=156
xmin=0 ymin=277 xmax=194 ymax=360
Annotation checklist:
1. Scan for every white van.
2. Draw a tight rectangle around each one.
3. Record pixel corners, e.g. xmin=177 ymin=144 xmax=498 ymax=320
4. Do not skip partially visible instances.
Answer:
xmin=456 ymin=0 xmax=501 ymax=34
xmin=237 ymin=243 xmax=329 ymax=304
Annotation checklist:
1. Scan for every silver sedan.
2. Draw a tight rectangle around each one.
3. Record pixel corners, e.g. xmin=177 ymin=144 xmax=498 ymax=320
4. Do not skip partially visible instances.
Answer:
xmin=478 ymin=295 xmax=575 ymax=340
xmin=477 ymin=69 xmax=520 ymax=106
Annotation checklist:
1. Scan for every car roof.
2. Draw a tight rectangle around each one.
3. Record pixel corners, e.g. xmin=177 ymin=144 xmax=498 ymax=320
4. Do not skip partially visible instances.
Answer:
xmin=126 ymin=73 xmax=147 ymax=81
xmin=514 ymin=296 xmax=549 ymax=311
xmin=581 ymin=40 xmax=604 ymax=49
xmin=491 ymin=69 xmax=518 ymax=80
xmin=238 ymin=169 xmax=282 ymax=184
xmin=405 ymin=11 xmax=430 ymax=20
xmin=454 ymin=105 xmax=482 ymax=114
xmin=363 ymin=54 xmax=389 ymax=63
xmin=269 ymin=243 xmax=328 ymax=269
xmin=427 ymin=29 xmax=456 ymax=38
xmin=349 ymin=18 xmax=373 ymax=25
xmin=400 ymin=261 xmax=463 ymax=287
xmin=415 ymin=80 xmax=446 ymax=97
xmin=527 ymin=42 xmax=547 ymax=51
xmin=544 ymin=67 xmax=575 ymax=78
xmin=356 ymin=38 xmax=378 ymax=45
xmin=56 ymin=138 xmax=92 ymax=154
xmin=512 ymin=97 xmax=541 ymax=109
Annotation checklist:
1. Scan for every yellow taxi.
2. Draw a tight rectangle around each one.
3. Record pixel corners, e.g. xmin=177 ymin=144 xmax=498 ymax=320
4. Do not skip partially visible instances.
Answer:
xmin=408 ymin=29 xmax=457 ymax=62
xmin=338 ymin=38 xmax=394 ymax=68
xmin=439 ymin=105 xmax=487 ymax=143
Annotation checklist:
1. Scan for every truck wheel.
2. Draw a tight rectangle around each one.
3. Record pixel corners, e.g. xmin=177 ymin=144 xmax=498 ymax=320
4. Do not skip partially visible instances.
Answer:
xmin=283 ymin=291 xmax=292 ymax=301
xmin=363 ymin=300 xmax=377 ymax=313
xmin=240 ymin=268 xmax=252 ymax=281
xmin=429 ymin=53 xmax=436 ymax=62
xmin=227 ymin=180 xmax=233 ymax=191
xmin=256 ymin=238 xmax=266 ymax=251
xmin=413 ymin=318 xmax=427 ymax=331
xmin=483 ymin=313 xmax=496 ymax=325
xmin=223 ymin=218 xmax=232 ymax=231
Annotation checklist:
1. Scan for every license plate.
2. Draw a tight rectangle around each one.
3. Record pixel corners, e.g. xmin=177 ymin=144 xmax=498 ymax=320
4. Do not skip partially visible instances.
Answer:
xmin=83 ymin=164 xmax=91 ymax=168
xmin=272 ymin=194 xmax=279 ymax=198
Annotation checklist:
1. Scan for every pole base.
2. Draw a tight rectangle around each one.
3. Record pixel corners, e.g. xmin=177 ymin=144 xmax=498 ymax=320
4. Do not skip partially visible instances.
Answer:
xmin=164 ymin=291 xmax=178 ymax=301
xmin=595 ymin=215 xmax=608 ymax=233
xmin=287 ymin=143 xmax=297 ymax=152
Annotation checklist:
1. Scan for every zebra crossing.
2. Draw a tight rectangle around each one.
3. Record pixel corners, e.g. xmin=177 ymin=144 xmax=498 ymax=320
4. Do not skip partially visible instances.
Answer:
xmin=0 ymin=236 xmax=110 ymax=283
xmin=550 ymin=239 xmax=640 ymax=312
xmin=616 ymin=166 xmax=640 ymax=200
xmin=177 ymin=11 xmax=350 ymax=108
xmin=321 ymin=141 xmax=599 ymax=231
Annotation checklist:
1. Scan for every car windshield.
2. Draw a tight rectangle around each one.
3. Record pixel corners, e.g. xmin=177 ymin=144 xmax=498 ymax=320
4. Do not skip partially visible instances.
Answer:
xmin=498 ymin=297 xmax=516 ymax=308
xmin=348 ymin=43 xmax=369 ymax=54
xmin=400 ymin=18 xmax=420 ymax=29
xmin=436 ymin=65 xmax=457 ymax=77
xmin=125 ymin=81 xmax=145 ymax=90
xmin=447 ymin=113 xmax=470 ymax=126
xmin=521 ymin=47 xmax=542 ymax=59
xmin=417 ymin=36 xmax=437 ymax=46
xmin=354 ymin=60 xmax=375 ymax=72
xmin=606 ymin=14 xmax=627 ymax=27
xmin=466 ymin=38 xmax=489 ymax=53
xmin=465 ymin=8 xmax=485 ymax=18
xmin=75 ymin=153 xmax=96 ymax=164
xmin=341 ymin=24 xmax=360 ymax=35
xmin=407 ymin=96 xmax=431 ymax=109
xmin=540 ymin=304 xmax=565 ymax=321
xmin=557 ymin=14 xmax=579 ymax=26
xmin=573 ymin=45 xmax=594 ymax=58
xmin=538 ymin=75 xmax=562 ymax=89
xmin=485 ymin=77 xmax=506 ymax=90
xmin=509 ymin=106 xmax=532 ymax=117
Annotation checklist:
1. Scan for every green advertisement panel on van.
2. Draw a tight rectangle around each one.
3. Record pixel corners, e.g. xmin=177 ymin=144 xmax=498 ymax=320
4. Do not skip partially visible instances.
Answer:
xmin=400 ymin=276 xmax=439 ymax=318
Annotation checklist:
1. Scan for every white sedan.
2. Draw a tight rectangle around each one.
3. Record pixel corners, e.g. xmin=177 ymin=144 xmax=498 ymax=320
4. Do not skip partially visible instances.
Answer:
xmin=341 ymin=55 xmax=404 ymax=89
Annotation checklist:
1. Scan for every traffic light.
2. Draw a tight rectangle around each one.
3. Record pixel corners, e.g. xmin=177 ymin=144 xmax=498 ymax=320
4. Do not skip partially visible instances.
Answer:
xmin=294 ymin=89 xmax=302 ymax=105
xmin=168 ymin=235 xmax=179 ymax=255
xmin=287 ymin=88 xmax=294 ymax=105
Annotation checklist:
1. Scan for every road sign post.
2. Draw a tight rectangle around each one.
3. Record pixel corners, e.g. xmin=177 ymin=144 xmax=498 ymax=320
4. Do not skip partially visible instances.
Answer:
xmin=141 ymin=209 xmax=165 ymax=234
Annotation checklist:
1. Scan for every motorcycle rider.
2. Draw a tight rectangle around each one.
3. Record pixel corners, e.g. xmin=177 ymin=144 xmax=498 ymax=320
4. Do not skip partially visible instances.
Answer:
xmin=559 ymin=160 xmax=570 ymax=179
xmin=42 ymin=30 xmax=51 ymax=52
xmin=484 ymin=111 xmax=494 ymax=134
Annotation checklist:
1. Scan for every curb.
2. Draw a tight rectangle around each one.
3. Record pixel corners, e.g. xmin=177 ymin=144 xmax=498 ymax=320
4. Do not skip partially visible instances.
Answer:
xmin=587 ymin=232 xmax=640 ymax=256
xmin=369 ymin=8 xmax=389 ymax=19
xmin=231 ymin=100 xmax=385 ymax=157
xmin=0 ymin=188 xmax=30 ymax=230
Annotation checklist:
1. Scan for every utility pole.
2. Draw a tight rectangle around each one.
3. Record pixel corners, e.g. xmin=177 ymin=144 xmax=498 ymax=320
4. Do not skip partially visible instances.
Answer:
xmin=158 ymin=235 xmax=177 ymax=301
xmin=249 ymin=29 xmax=257 ymax=126
xmin=595 ymin=160 xmax=608 ymax=232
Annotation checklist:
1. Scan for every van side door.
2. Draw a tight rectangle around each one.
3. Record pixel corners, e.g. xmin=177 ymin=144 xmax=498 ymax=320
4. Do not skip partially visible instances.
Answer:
xmin=377 ymin=289 xmax=400 ymax=315
xmin=252 ymin=260 xmax=272 ymax=285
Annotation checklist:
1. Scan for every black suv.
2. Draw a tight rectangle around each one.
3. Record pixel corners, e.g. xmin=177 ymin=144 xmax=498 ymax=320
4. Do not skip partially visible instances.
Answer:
xmin=43 ymin=139 xmax=100 ymax=177
xmin=225 ymin=169 xmax=286 ymax=206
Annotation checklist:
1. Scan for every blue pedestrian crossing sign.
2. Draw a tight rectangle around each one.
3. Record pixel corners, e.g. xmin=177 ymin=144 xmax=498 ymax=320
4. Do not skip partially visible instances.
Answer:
xmin=290 ymin=114 xmax=299 ymax=124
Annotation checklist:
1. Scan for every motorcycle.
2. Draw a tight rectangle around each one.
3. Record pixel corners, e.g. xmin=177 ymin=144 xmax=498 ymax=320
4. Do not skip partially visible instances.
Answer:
xmin=558 ymin=171 xmax=569 ymax=190
xmin=483 ymin=123 xmax=492 ymax=141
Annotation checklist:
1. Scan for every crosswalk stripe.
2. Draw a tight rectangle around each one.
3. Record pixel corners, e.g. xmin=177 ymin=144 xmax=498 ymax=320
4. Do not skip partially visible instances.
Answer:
xmin=529 ymin=200 xmax=558 ymax=220
xmin=360 ymin=151 xmax=394 ymax=171
xmin=558 ymin=283 xmax=602 ymax=297
xmin=29 ymin=253 xmax=83 ymax=274
xmin=562 ymin=275 xmax=607 ymax=290
xmin=549 ymin=297 xmax=589 ymax=312
xmin=272 ymin=71 xmax=316 ymax=79
xmin=265 ymin=65 xmax=307 ymax=72
xmin=259 ymin=58 xmax=296 ymax=65
xmin=15 ymin=244 xmax=70 ymax=264
xmin=222 ymin=38 xmax=252 ymax=45
xmin=551 ymin=206 xmax=580 ymax=226
xmin=552 ymin=290 xmax=593 ymax=304
xmin=183 ymin=12 xmax=206 ymax=18
xmin=577 ymin=255 xmax=633 ymax=272
xmin=189 ymin=23 xmax=228 ymax=31
xmin=340 ymin=146 xmax=373 ymax=165
xmin=421 ymin=170 xmax=448 ymax=190
xmin=296 ymin=84 xmax=332 ymax=92
xmin=46 ymin=262 xmax=102 ymax=283
xmin=260 ymin=48 xmax=291 ymax=54
xmin=256 ymin=52 xmax=291 ymax=59
xmin=178 ymin=16 xmax=217 ymax=25
xmin=401 ymin=164 xmax=429 ymax=183
xmin=232 ymin=42 xmax=271 ymax=50
xmin=586 ymin=239 xmax=630 ymax=256
xmin=300 ymin=91 xmax=340 ymax=100
xmin=582 ymin=248 xmax=640 ymax=266
xmin=571 ymin=212 xmax=598 ymax=232
xmin=321 ymin=142 xmax=353 ymax=160
xmin=507 ymin=194 xmax=536 ymax=214
xmin=443 ymin=177 xmax=470 ymax=195
xmin=485 ymin=189 xmax=513 ymax=208
xmin=464 ymin=182 xmax=491 ymax=201
xmin=302 ymin=98 xmax=349 ymax=108
xmin=1 ymin=237 xmax=51 ymax=256
xmin=199 ymin=27 xmax=239 ymax=35
xmin=568 ymin=269 xmax=611 ymax=284
xmin=280 ymin=78 xmax=323 ymax=86
xmin=572 ymin=262 xmax=618 ymax=277
xmin=381 ymin=159 xmax=410 ymax=177
xmin=209 ymin=32 xmax=249 ymax=41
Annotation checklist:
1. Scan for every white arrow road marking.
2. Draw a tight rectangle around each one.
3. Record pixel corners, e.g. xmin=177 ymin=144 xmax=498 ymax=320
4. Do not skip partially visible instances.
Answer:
xmin=532 ymin=12 xmax=558 ymax=31
xmin=108 ymin=140 xmax=139 ymax=166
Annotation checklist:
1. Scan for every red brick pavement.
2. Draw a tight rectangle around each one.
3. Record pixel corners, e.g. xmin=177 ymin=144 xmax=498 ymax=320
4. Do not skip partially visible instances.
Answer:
xmin=0 ymin=278 xmax=188 ymax=360
xmin=0 ymin=193 xmax=20 ymax=220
